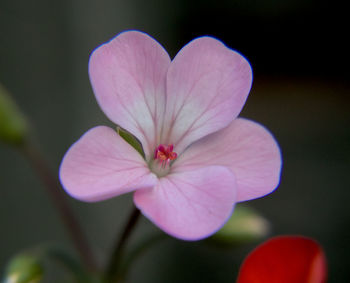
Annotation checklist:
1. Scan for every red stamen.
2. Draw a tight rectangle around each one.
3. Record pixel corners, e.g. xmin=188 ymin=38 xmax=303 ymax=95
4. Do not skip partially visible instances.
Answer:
xmin=168 ymin=151 xmax=177 ymax=160
xmin=154 ymin=144 xmax=177 ymax=163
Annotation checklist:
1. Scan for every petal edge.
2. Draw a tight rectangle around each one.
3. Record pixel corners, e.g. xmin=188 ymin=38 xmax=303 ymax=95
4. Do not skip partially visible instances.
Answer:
xmin=163 ymin=36 xmax=252 ymax=154
xmin=59 ymin=126 xmax=157 ymax=202
xmin=174 ymin=118 xmax=282 ymax=202
xmin=134 ymin=166 xmax=237 ymax=240
xmin=89 ymin=31 xmax=171 ymax=157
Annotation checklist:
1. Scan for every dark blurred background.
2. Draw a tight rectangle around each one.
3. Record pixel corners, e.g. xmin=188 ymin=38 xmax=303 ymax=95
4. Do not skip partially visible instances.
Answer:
xmin=0 ymin=0 xmax=349 ymax=282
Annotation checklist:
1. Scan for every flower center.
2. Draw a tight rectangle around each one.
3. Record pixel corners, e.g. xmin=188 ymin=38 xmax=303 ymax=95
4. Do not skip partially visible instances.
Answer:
xmin=150 ymin=144 xmax=177 ymax=177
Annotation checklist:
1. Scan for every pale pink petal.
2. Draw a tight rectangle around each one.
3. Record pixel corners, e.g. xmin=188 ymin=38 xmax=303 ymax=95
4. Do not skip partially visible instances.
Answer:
xmin=173 ymin=118 xmax=282 ymax=202
xmin=59 ymin=126 xmax=157 ymax=202
xmin=162 ymin=37 xmax=252 ymax=154
xmin=89 ymin=31 xmax=171 ymax=158
xmin=134 ymin=166 xmax=236 ymax=240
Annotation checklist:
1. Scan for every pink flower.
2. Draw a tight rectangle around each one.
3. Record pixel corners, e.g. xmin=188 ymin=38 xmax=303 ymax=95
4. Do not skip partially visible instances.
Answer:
xmin=59 ymin=31 xmax=282 ymax=240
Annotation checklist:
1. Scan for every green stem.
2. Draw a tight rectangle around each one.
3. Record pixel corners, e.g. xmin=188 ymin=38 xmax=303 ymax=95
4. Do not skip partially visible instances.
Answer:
xmin=105 ymin=207 xmax=141 ymax=283
xmin=19 ymin=142 xmax=97 ymax=272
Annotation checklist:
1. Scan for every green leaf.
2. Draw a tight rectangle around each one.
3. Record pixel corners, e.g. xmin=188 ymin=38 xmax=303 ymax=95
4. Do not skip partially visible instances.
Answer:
xmin=0 ymin=83 xmax=28 ymax=145
xmin=212 ymin=204 xmax=270 ymax=244
xmin=116 ymin=126 xmax=145 ymax=158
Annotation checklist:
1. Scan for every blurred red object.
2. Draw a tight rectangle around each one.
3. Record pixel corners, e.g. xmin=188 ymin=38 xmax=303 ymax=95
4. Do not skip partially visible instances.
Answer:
xmin=237 ymin=235 xmax=327 ymax=283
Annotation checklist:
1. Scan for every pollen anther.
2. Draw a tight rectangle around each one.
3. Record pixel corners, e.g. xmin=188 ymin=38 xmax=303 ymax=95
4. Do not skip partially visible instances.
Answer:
xmin=154 ymin=144 xmax=177 ymax=163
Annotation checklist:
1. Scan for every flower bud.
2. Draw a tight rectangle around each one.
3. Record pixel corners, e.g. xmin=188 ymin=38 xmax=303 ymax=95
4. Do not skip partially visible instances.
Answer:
xmin=0 ymin=83 xmax=28 ymax=145
xmin=213 ymin=205 xmax=270 ymax=244
xmin=3 ymin=254 xmax=43 ymax=283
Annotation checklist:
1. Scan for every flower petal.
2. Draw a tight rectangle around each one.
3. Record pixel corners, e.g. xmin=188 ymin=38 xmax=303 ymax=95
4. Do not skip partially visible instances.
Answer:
xmin=134 ymin=166 xmax=236 ymax=240
xmin=237 ymin=236 xmax=327 ymax=283
xmin=162 ymin=37 xmax=252 ymax=154
xmin=59 ymin=126 xmax=157 ymax=202
xmin=89 ymin=31 xmax=171 ymax=158
xmin=173 ymin=118 xmax=281 ymax=202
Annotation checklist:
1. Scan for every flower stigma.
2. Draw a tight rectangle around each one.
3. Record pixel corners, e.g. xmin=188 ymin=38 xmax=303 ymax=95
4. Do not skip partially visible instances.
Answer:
xmin=150 ymin=144 xmax=177 ymax=177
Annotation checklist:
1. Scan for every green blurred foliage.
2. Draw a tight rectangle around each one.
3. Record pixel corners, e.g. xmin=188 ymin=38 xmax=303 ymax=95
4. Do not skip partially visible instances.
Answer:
xmin=0 ymin=83 xmax=28 ymax=145
xmin=3 ymin=254 xmax=42 ymax=283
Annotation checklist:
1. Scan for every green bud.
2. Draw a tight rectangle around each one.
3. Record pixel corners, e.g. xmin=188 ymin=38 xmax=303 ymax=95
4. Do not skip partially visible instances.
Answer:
xmin=213 ymin=205 xmax=270 ymax=244
xmin=0 ymin=83 xmax=28 ymax=145
xmin=116 ymin=126 xmax=145 ymax=158
xmin=3 ymin=254 xmax=43 ymax=283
